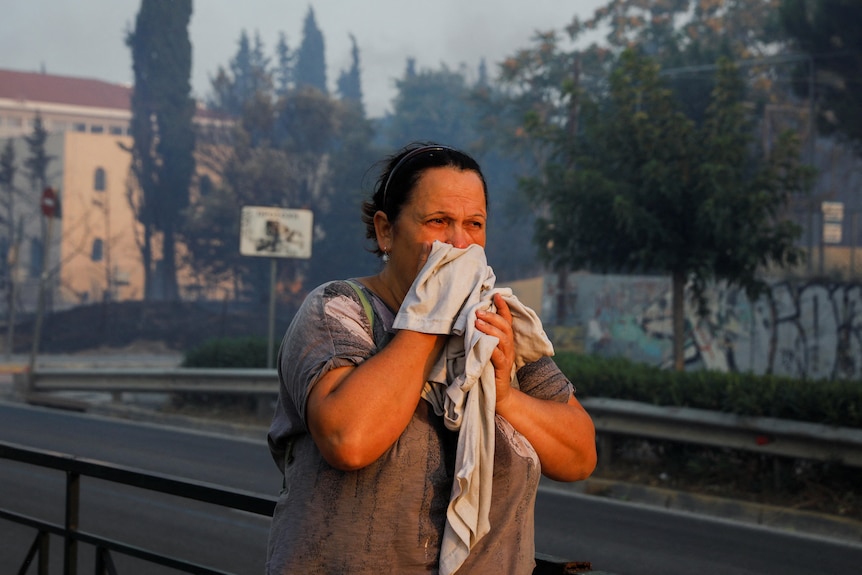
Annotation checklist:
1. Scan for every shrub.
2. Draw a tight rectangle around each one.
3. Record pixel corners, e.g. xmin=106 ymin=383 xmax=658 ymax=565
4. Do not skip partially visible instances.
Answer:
xmin=556 ymin=352 xmax=862 ymax=429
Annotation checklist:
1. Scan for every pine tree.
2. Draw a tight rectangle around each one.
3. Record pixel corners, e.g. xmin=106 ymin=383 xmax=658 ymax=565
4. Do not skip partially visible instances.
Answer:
xmin=126 ymin=0 xmax=195 ymax=300
xmin=24 ymin=113 xmax=52 ymax=194
xmin=210 ymin=30 xmax=273 ymax=116
xmin=294 ymin=7 xmax=327 ymax=93
xmin=274 ymin=31 xmax=293 ymax=97
xmin=336 ymin=34 xmax=363 ymax=113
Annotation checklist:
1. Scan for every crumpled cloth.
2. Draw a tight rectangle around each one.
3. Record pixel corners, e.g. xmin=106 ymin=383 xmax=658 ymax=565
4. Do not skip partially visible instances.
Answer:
xmin=392 ymin=241 xmax=554 ymax=575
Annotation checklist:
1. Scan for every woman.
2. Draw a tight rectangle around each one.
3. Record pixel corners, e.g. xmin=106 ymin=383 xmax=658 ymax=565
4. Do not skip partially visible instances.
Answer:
xmin=266 ymin=143 xmax=596 ymax=575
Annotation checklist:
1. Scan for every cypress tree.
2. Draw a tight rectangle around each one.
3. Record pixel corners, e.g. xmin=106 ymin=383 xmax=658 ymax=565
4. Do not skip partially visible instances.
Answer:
xmin=336 ymin=34 xmax=364 ymax=113
xmin=294 ymin=7 xmax=327 ymax=93
xmin=126 ymin=0 xmax=195 ymax=300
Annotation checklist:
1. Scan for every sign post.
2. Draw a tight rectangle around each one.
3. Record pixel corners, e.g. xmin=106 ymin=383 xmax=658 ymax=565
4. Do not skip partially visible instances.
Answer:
xmin=239 ymin=206 xmax=313 ymax=368
xmin=27 ymin=187 xmax=59 ymax=390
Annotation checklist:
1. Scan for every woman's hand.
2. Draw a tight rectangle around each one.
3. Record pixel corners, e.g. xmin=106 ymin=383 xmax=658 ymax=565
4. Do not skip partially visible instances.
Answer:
xmin=475 ymin=292 xmax=516 ymax=404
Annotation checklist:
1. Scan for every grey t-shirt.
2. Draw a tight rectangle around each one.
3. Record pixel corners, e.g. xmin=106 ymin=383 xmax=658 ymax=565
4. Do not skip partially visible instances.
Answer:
xmin=266 ymin=280 xmax=573 ymax=575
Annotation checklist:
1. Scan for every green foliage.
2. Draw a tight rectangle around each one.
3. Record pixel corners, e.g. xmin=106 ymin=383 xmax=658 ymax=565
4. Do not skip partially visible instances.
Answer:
xmin=557 ymin=352 xmax=862 ymax=428
xmin=521 ymin=49 xmax=809 ymax=370
xmin=126 ymin=0 xmax=196 ymax=300
xmin=386 ymin=62 xmax=479 ymax=148
xmin=781 ymin=0 xmax=862 ymax=152
xmin=23 ymin=113 xmax=52 ymax=193
xmin=182 ymin=335 xmax=274 ymax=368
xmin=294 ymin=7 xmax=327 ymax=94
xmin=195 ymin=16 xmax=377 ymax=301
xmin=336 ymin=34 xmax=363 ymax=112
xmin=209 ymin=30 xmax=274 ymax=116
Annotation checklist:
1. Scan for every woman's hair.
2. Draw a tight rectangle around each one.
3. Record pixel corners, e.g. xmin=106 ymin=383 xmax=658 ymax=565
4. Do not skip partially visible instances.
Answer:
xmin=361 ymin=142 xmax=488 ymax=256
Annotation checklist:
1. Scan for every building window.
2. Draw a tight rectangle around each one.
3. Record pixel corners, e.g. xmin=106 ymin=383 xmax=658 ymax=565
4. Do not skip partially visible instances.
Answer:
xmin=94 ymin=167 xmax=106 ymax=191
xmin=109 ymin=126 xmax=123 ymax=135
xmin=91 ymin=238 xmax=103 ymax=262
xmin=90 ymin=125 xmax=104 ymax=134
xmin=29 ymin=238 xmax=43 ymax=278
xmin=73 ymin=123 xmax=86 ymax=132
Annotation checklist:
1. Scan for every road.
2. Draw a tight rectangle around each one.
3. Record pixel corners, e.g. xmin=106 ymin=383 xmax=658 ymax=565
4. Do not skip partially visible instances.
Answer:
xmin=1 ymin=401 xmax=861 ymax=575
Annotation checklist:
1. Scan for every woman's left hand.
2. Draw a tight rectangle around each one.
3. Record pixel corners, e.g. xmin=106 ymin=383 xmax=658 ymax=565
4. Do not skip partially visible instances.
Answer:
xmin=475 ymin=292 xmax=516 ymax=404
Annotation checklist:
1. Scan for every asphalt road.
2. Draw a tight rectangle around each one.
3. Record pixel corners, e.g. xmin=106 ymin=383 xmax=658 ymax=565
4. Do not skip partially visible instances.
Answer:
xmin=1 ymin=401 xmax=861 ymax=575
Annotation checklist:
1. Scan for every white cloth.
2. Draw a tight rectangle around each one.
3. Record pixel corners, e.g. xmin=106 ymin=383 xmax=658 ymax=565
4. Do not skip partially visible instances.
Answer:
xmin=392 ymin=241 xmax=554 ymax=575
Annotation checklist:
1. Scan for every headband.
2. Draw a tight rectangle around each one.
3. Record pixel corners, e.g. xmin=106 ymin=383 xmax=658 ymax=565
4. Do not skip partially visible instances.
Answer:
xmin=381 ymin=145 xmax=457 ymax=208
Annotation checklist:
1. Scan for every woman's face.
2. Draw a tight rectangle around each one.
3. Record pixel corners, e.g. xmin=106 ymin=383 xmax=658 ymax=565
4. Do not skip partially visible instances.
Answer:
xmin=377 ymin=166 xmax=487 ymax=288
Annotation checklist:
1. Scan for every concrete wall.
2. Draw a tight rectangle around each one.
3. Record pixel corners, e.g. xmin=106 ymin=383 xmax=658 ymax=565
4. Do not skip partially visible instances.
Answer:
xmin=544 ymin=273 xmax=861 ymax=380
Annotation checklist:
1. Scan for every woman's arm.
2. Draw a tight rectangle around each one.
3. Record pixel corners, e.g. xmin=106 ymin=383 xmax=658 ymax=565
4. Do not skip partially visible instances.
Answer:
xmin=495 ymin=391 xmax=597 ymax=481
xmin=477 ymin=293 xmax=597 ymax=482
xmin=305 ymin=329 xmax=445 ymax=471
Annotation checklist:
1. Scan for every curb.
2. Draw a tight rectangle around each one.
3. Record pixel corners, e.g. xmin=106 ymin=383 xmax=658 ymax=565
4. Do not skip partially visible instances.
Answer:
xmin=542 ymin=477 xmax=862 ymax=546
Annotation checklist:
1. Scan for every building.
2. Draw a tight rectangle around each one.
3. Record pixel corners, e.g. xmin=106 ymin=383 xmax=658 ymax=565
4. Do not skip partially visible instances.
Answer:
xmin=0 ymin=67 xmax=228 ymax=320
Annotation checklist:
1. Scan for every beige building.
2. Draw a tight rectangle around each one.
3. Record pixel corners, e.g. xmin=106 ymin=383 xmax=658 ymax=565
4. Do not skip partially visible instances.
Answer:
xmin=0 ymin=68 xmax=227 ymax=315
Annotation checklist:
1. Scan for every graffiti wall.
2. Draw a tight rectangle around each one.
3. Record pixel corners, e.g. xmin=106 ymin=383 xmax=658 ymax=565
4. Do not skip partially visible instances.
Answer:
xmin=547 ymin=273 xmax=862 ymax=380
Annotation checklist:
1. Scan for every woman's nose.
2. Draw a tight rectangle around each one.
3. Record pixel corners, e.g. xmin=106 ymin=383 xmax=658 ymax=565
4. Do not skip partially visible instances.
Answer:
xmin=448 ymin=226 xmax=470 ymax=249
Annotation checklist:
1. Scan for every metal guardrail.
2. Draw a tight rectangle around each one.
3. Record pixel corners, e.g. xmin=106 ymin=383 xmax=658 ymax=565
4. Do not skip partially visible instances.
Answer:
xmin=15 ymin=368 xmax=862 ymax=469
xmin=0 ymin=439 xmax=588 ymax=575
xmin=581 ymin=397 xmax=862 ymax=469
xmin=0 ymin=439 xmax=276 ymax=575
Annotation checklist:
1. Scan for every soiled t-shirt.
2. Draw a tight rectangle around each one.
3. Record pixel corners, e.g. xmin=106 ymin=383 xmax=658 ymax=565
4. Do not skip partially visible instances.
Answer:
xmin=266 ymin=280 xmax=574 ymax=575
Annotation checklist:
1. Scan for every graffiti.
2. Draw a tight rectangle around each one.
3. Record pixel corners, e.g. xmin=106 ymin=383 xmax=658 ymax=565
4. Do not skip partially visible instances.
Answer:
xmin=562 ymin=274 xmax=862 ymax=380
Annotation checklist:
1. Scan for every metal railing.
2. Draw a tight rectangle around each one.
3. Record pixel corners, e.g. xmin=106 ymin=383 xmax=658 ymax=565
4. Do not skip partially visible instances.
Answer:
xmin=16 ymin=368 xmax=862 ymax=469
xmin=0 ymin=439 xmax=587 ymax=575
xmin=0 ymin=439 xmax=275 ymax=575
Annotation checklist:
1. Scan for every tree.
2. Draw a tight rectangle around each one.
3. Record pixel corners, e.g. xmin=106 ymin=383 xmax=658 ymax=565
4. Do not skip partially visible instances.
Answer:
xmin=336 ymin=34 xmax=364 ymax=113
xmin=386 ymin=62 xmax=479 ymax=148
xmin=126 ymin=0 xmax=196 ymax=300
xmin=780 ymin=0 xmax=862 ymax=151
xmin=209 ymin=30 xmax=274 ymax=116
xmin=294 ymin=7 xmax=327 ymax=94
xmin=24 ymin=113 xmax=52 ymax=194
xmin=0 ymin=139 xmax=21 ymax=356
xmin=274 ymin=31 xmax=293 ymax=97
xmin=525 ymin=50 xmax=810 ymax=370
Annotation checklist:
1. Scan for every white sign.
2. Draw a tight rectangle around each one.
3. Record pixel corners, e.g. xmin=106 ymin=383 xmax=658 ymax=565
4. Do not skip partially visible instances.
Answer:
xmin=821 ymin=201 xmax=844 ymax=223
xmin=823 ymin=222 xmax=843 ymax=244
xmin=240 ymin=206 xmax=313 ymax=259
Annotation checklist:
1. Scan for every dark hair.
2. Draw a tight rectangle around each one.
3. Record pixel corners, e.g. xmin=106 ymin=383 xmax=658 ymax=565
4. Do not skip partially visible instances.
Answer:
xmin=361 ymin=142 xmax=488 ymax=256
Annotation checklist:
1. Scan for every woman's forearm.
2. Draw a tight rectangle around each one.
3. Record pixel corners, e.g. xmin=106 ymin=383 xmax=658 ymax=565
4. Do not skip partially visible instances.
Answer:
xmin=495 ymin=390 xmax=597 ymax=482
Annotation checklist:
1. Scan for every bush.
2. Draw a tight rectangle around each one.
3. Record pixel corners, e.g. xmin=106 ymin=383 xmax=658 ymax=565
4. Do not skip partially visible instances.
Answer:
xmin=176 ymin=336 xmax=278 ymax=411
xmin=182 ymin=336 xmax=275 ymax=368
xmin=557 ymin=352 xmax=862 ymax=429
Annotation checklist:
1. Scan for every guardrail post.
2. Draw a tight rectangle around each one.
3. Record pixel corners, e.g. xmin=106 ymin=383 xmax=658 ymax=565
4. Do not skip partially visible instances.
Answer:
xmin=64 ymin=471 xmax=80 ymax=575
xmin=596 ymin=433 xmax=614 ymax=471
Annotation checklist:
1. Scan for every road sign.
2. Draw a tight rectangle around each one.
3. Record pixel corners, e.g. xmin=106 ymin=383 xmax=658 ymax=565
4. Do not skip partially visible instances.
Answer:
xmin=239 ymin=206 xmax=313 ymax=259
xmin=822 ymin=201 xmax=844 ymax=244
xmin=41 ymin=187 xmax=57 ymax=218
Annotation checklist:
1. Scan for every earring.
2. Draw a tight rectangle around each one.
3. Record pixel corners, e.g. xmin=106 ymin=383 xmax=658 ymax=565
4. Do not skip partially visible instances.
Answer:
xmin=382 ymin=248 xmax=390 ymax=263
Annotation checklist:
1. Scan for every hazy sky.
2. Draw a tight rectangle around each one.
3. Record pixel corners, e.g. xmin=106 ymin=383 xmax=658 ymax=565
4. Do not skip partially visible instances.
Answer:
xmin=1 ymin=1 xmax=603 ymax=118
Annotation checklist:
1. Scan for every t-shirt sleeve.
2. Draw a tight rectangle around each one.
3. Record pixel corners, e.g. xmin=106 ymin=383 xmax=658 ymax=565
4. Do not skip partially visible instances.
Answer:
xmin=279 ymin=281 xmax=377 ymax=426
xmin=515 ymin=356 xmax=574 ymax=404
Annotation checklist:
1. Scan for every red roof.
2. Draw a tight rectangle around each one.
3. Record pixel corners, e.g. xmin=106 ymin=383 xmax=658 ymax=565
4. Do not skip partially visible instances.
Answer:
xmin=0 ymin=68 xmax=131 ymax=111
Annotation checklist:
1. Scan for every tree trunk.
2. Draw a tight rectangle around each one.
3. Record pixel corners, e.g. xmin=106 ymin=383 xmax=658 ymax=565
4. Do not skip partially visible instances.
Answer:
xmin=672 ymin=271 xmax=686 ymax=371
xmin=162 ymin=219 xmax=179 ymax=301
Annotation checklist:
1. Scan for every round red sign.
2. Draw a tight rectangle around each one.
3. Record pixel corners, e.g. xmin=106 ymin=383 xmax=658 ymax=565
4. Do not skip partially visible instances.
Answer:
xmin=41 ymin=187 xmax=56 ymax=218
